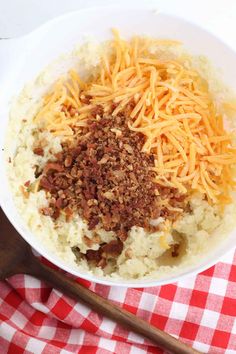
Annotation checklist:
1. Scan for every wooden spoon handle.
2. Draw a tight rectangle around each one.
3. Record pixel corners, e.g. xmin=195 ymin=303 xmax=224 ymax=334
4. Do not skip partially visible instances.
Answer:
xmin=21 ymin=256 xmax=202 ymax=354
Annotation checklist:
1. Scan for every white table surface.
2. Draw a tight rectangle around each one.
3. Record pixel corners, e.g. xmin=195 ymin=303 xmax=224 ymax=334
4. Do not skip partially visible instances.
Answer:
xmin=1 ymin=0 xmax=236 ymax=51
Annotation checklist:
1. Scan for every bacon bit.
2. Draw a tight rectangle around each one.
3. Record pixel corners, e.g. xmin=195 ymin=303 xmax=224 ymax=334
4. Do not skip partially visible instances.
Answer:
xmin=52 ymin=208 xmax=60 ymax=220
xmin=116 ymin=229 xmax=128 ymax=242
xmin=55 ymin=197 xmax=63 ymax=209
xmin=24 ymin=180 xmax=31 ymax=187
xmin=8 ymin=157 xmax=11 ymax=163
xmin=86 ymin=249 xmax=102 ymax=262
xmin=102 ymin=239 xmax=123 ymax=256
xmin=91 ymin=105 xmax=104 ymax=118
xmin=88 ymin=216 xmax=99 ymax=230
xmin=33 ymin=147 xmax=44 ymax=156
xmin=70 ymin=147 xmax=82 ymax=158
xmin=171 ymin=243 xmax=180 ymax=257
xmin=39 ymin=176 xmax=55 ymax=192
xmin=43 ymin=162 xmax=64 ymax=174
xmin=85 ymin=239 xmax=123 ymax=267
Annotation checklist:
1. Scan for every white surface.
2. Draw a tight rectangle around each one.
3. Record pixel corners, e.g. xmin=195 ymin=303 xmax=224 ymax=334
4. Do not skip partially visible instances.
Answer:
xmin=0 ymin=0 xmax=236 ymax=49
xmin=1 ymin=5 xmax=236 ymax=287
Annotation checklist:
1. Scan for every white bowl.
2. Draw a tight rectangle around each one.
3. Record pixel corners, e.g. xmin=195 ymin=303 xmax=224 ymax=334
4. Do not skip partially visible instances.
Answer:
xmin=1 ymin=5 xmax=236 ymax=287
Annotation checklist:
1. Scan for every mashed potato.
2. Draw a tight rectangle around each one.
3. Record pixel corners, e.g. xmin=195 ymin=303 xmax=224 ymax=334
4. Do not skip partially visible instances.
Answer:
xmin=5 ymin=39 xmax=236 ymax=281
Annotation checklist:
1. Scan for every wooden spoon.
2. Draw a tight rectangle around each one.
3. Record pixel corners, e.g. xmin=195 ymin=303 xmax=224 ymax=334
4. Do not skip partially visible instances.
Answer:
xmin=0 ymin=208 xmax=202 ymax=354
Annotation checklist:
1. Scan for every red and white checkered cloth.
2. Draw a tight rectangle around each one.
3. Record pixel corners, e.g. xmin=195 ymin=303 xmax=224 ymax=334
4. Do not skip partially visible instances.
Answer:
xmin=0 ymin=249 xmax=236 ymax=354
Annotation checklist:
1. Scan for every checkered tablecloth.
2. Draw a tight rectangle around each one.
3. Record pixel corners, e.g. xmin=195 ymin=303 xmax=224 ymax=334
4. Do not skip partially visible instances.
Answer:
xmin=0 ymin=250 xmax=236 ymax=354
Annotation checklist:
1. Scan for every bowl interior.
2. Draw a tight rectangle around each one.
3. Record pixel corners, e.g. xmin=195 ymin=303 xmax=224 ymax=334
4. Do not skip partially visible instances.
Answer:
xmin=1 ymin=6 xmax=236 ymax=287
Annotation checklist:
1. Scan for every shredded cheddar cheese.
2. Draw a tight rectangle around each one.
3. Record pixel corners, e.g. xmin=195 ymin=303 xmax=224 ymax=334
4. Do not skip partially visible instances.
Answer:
xmin=34 ymin=30 xmax=236 ymax=205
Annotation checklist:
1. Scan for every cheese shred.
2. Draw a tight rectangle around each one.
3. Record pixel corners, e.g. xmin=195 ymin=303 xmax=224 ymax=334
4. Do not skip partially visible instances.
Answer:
xmin=34 ymin=30 xmax=236 ymax=205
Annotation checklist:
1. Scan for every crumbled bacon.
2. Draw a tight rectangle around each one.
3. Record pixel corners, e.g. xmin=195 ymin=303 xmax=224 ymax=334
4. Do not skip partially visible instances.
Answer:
xmin=33 ymin=147 xmax=44 ymax=156
xmin=55 ymin=197 xmax=64 ymax=209
xmin=39 ymin=112 xmax=186 ymax=265
xmin=24 ymin=180 xmax=31 ymax=187
xmin=39 ymin=176 xmax=55 ymax=192
xmin=102 ymin=239 xmax=123 ymax=256
xmin=86 ymin=248 xmax=103 ymax=262
xmin=84 ymin=239 xmax=124 ymax=266
xmin=43 ymin=162 xmax=64 ymax=174
xmin=171 ymin=243 xmax=180 ymax=257
xmin=90 ymin=105 xmax=104 ymax=118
